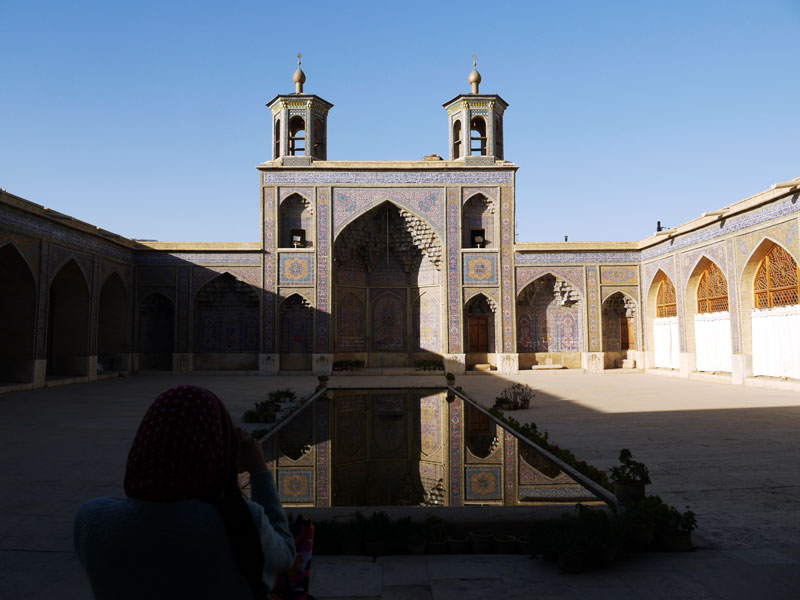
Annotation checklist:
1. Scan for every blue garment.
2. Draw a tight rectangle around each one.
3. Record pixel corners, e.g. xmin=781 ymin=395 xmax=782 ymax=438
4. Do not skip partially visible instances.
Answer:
xmin=74 ymin=470 xmax=295 ymax=599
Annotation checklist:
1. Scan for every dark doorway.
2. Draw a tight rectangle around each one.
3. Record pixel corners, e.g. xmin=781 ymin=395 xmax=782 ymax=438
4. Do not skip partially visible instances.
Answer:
xmin=0 ymin=245 xmax=36 ymax=383
xmin=138 ymin=293 xmax=174 ymax=370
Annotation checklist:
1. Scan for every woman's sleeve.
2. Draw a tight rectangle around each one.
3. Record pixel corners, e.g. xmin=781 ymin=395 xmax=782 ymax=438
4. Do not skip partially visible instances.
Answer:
xmin=247 ymin=470 xmax=297 ymax=586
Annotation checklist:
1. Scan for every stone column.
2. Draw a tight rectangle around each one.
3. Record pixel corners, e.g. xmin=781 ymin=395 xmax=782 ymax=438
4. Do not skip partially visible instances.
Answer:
xmin=497 ymin=353 xmax=519 ymax=374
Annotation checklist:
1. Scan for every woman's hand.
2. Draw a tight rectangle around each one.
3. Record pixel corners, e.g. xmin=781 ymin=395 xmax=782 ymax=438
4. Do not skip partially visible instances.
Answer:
xmin=236 ymin=427 xmax=268 ymax=475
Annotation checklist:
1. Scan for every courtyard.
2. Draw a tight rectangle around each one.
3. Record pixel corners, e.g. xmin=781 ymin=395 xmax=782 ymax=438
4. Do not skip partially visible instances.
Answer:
xmin=2 ymin=371 xmax=800 ymax=599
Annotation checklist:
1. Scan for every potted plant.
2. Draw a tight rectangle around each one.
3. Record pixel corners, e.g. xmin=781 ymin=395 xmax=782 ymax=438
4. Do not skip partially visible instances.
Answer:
xmin=655 ymin=505 xmax=696 ymax=552
xmin=493 ymin=534 xmax=517 ymax=554
xmin=317 ymin=374 xmax=329 ymax=388
xmin=445 ymin=372 xmax=455 ymax=385
xmin=620 ymin=495 xmax=661 ymax=551
xmin=424 ymin=515 xmax=449 ymax=554
xmin=363 ymin=512 xmax=390 ymax=557
xmin=609 ymin=448 xmax=651 ymax=503
xmin=469 ymin=529 xmax=494 ymax=553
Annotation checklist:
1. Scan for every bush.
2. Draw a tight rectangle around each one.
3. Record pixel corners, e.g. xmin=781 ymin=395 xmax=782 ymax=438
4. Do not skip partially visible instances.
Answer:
xmin=610 ymin=448 xmax=651 ymax=485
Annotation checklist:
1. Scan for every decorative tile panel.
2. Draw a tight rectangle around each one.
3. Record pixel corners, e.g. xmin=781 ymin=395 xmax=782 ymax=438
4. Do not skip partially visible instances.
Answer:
xmin=516 ymin=266 xmax=586 ymax=298
xmin=279 ymin=253 xmax=314 ymax=285
xmin=191 ymin=266 xmax=261 ymax=296
xmin=463 ymin=253 xmax=498 ymax=285
xmin=316 ymin=189 xmax=331 ymax=352
xmin=277 ymin=469 xmax=314 ymax=503
xmin=447 ymin=188 xmax=461 ymax=353
xmin=586 ymin=266 xmax=600 ymax=351
xmin=263 ymin=171 xmax=514 ymax=185
xmin=516 ymin=251 xmax=640 ymax=264
xmin=137 ymin=266 xmax=176 ymax=286
xmin=333 ymin=188 xmax=444 ymax=237
xmin=315 ymin=398 xmax=331 ymax=507
xmin=501 ymin=187 xmax=514 ymax=352
xmin=464 ymin=466 xmax=502 ymax=501
xmin=264 ymin=187 xmax=276 ymax=353
xmin=177 ymin=266 xmax=190 ymax=351
xmin=0 ymin=232 xmax=40 ymax=276
xmin=448 ymin=398 xmax=463 ymax=506
xmin=278 ymin=187 xmax=314 ymax=204
xmin=462 ymin=186 xmax=498 ymax=205
xmin=643 ymin=256 xmax=677 ymax=292
xmin=600 ymin=266 xmax=637 ymax=285
xmin=503 ymin=429 xmax=516 ymax=506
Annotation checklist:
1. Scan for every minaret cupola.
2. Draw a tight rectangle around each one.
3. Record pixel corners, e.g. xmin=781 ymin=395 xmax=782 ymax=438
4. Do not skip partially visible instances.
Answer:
xmin=443 ymin=56 xmax=508 ymax=163
xmin=267 ymin=54 xmax=333 ymax=165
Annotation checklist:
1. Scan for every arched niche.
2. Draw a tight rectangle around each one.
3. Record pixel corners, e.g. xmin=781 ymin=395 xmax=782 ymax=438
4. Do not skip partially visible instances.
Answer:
xmin=194 ymin=273 xmax=259 ymax=370
xmin=138 ymin=292 xmax=174 ymax=371
xmin=279 ymin=293 xmax=313 ymax=371
xmin=47 ymin=259 xmax=90 ymax=376
xmin=279 ymin=193 xmax=314 ymax=248
xmin=741 ymin=240 xmax=800 ymax=379
xmin=516 ymin=274 xmax=582 ymax=368
xmin=97 ymin=272 xmax=130 ymax=372
xmin=646 ymin=270 xmax=680 ymax=370
xmin=0 ymin=244 xmax=36 ymax=383
xmin=463 ymin=293 xmax=496 ymax=369
xmin=601 ymin=291 xmax=637 ymax=369
xmin=462 ymin=193 xmax=494 ymax=249
xmin=685 ymin=258 xmax=732 ymax=373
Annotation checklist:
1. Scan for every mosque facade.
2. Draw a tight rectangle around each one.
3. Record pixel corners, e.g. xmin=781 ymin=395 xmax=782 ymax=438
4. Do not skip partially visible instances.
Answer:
xmin=2 ymin=63 xmax=799 ymax=392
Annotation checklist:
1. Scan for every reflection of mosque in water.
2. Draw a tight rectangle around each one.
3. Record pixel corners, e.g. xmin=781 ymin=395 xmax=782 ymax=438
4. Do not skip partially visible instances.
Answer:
xmin=1 ymin=57 xmax=799 ymax=391
xmin=261 ymin=389 xmax=596 ymax=507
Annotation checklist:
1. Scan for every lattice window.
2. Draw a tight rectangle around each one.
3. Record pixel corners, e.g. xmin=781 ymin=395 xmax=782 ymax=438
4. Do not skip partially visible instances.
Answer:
xmin=697 ymin=262 xmax=729 ymax=313
xmin=754 ymin=244 xmax=800 ymax=309
xmin=656 ymin=277 xmax=677 ymax=318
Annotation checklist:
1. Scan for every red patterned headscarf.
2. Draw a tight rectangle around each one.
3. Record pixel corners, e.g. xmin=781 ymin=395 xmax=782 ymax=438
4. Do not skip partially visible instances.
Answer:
xmin=124 ymin=385 xmax=235 ymax=502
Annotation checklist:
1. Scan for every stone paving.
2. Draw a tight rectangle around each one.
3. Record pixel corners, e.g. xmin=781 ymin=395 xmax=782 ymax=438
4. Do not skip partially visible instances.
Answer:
xmin=1 ymin=371 xmax=799 ymax=598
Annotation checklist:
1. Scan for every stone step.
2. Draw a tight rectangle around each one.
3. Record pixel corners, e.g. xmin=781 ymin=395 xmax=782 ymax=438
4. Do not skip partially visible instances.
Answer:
xmin=473 ymin=364 xmax=494 ymax=372
xmin=530 ymin=364 xmax=564 ymax=370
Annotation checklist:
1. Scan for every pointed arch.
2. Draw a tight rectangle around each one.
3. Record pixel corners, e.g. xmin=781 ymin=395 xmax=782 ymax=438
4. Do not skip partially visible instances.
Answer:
xmin=279 ymin=193 xmax=314 ymax=248
xmin=464 ymin=292 xmax=496 ymax=356
xmin=47 ymin=258 xmax=90 ymax=376
xmin=462 ymin=193 xmax=495 ymax=248
xmin=516 ymin=274 xmax=583 ymax=355
xmin=97 ymin=272 xmax=131 ymax=371
xmin=138 ymin=292 xmax=174 ymax=370
xmin=602 ymin=291 xmax=637 ymax=356
xmin=646 ymin=270 xmax=680 ymax=369
xmin=194 ymin=272 xmax=259 ymax=356
xmin=279 ymin=292 xmax=313 ymax=354
xmin=0 ymin=243 xmax=37 ymax=383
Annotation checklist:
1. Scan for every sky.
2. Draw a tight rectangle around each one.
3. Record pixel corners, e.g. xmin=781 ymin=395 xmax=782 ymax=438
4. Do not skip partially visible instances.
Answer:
xmin=1 ymin=1 xmax=798 ymax=243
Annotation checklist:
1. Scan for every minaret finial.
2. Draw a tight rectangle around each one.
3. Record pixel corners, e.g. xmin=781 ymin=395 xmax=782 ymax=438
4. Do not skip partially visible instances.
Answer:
xmin=293 ymin=52 xmax=306 ymax=94
xmin=469 ymin=54 xmax=481 ymax=94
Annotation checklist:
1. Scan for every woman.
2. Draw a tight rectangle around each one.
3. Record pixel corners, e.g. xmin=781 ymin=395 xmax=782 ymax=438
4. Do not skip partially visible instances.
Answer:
xmin=74 ymin=385 xmax=296 ymax=599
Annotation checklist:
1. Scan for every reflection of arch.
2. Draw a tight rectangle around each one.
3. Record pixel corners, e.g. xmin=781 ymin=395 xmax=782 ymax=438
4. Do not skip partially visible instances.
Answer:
xmin=462 ymin=193 xmax=494 ymax=248
xmin=516 ymin=275 xmax=582 ymax=354
xmin=742 ymin=240 xmax=800 ymax=378
xmin=47 ymin=259 xmax=90 ymax=376
xmin=336 ymin=292 xmax=366 ymax=352
xmin=372 ymin=292 xmax=406 ymax=352
xmin=464 ymin=293 xmax=495 ymax=355
xmin=279 ymin=193 xmax=314 ymax=248
xmin=97 ymin=272 xmax=130 ymax=371
xmin=0 ymin=244 xmax=36 ymax=383
xmin=194 ymin=273 xmax=259 ymax=354
xmin=647 ymin=270 xmax=679 ymax=369
xmin=138 ymin=292 xmax=174 ymax=370
xmin=412 ymin=291 xmax=440 ymax=353
xmin=465 ymin=404 xmax=498 ymax=459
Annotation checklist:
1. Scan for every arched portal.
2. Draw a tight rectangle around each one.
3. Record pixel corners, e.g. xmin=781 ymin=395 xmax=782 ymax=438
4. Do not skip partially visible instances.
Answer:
xmin=280 ymin=294 xmax=313 ymax=371
xmin=647 ymin=271 xmax=680 ymax=370
xmin=464 ymin=294 xmax=496 ymax=369
xmin=138 ymin=292 xmax=174 ymax=370
xmin=0 ymin=245 xmax=36 ymax=383
xmin=333 ymin=201 xmax=443 ymax=367
xmin=745 ymin=242 xmax=800 ymax=379
xmin=686 ymin=259 xmax=732 ymax=373
xmin=97 ymin=273 xmax=130 ymax=372
xmin=279 ymin=194 xmax=314 ymax=248
xmin=516 ymin=274 xmax=583 ymax=368
xmin=602 ymin=292 xmax=637 ymax=369
xmin=462 ymin=194 xmax=494 ymax=248
xmin=194 ymin=273 xmax=259 ymax=370
xmin=47 ymin=259 xmax=90 ymax=377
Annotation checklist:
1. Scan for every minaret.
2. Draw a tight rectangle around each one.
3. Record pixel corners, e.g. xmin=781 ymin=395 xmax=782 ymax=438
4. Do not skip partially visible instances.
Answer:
xmin=266 ymin=54 xmax=333 ymax=164
xmin=443 ymin=56 xmax=508 ymax=163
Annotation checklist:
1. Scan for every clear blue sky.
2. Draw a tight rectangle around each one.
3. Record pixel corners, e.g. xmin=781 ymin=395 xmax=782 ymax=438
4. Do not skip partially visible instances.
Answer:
xmin=1 ymin=1 xmax=798 ymax=243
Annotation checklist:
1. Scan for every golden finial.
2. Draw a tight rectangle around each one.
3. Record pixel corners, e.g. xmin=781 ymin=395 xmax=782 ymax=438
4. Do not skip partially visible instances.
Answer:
xmin=293 ymin=52 xmax=306 ymax=93
xmin=469 ymin=54 xmax=482 ymax=94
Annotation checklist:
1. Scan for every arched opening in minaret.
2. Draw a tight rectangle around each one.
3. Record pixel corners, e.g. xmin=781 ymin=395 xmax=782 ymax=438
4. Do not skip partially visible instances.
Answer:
xmin=273 ymin=119 xmax=281 ymax=159
xmin=333 ymin=201 xmax=443 ymax=368
xmin=470 ymin=116 xmax=487 ymax=156
xmin=452 ymin=119 xmax=462 ymax=159
xmin=288 ymin=116 xmax=305 ymax=156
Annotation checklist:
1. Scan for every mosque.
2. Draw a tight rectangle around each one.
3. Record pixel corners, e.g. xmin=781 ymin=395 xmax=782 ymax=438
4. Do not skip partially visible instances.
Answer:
xmin=1 ymin=59 xmax=799 ymax=392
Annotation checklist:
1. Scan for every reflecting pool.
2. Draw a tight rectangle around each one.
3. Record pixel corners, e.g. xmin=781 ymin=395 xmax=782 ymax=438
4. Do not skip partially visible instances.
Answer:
xmin=261 ymin=388 xmax=599 ymax=507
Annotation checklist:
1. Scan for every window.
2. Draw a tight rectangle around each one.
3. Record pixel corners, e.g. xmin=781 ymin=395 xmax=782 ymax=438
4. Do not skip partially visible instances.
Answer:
xmin=656 ymin=277 xmax=677 ymax=318
xmin=453 ymin=120 xmax=462 ymax=159
xmin=288 ymin=116 xmax=305 ymax=156
xmin=754 ymin=243 xmax=799 ymax=308
xmin=697 ymin=262 xmax=729 ymax=313
xmin=470 ymin=116 xmax=486 ymax=156
xmin=273 ymin=119 xmax=281 ymax=159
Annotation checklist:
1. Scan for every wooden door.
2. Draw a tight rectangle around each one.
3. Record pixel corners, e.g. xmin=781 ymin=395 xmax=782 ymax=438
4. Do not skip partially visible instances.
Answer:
xmin=468 ymin=316 xmax=488 ymax=352
xmin=620 ymin=316 xmax=635 ymax=350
